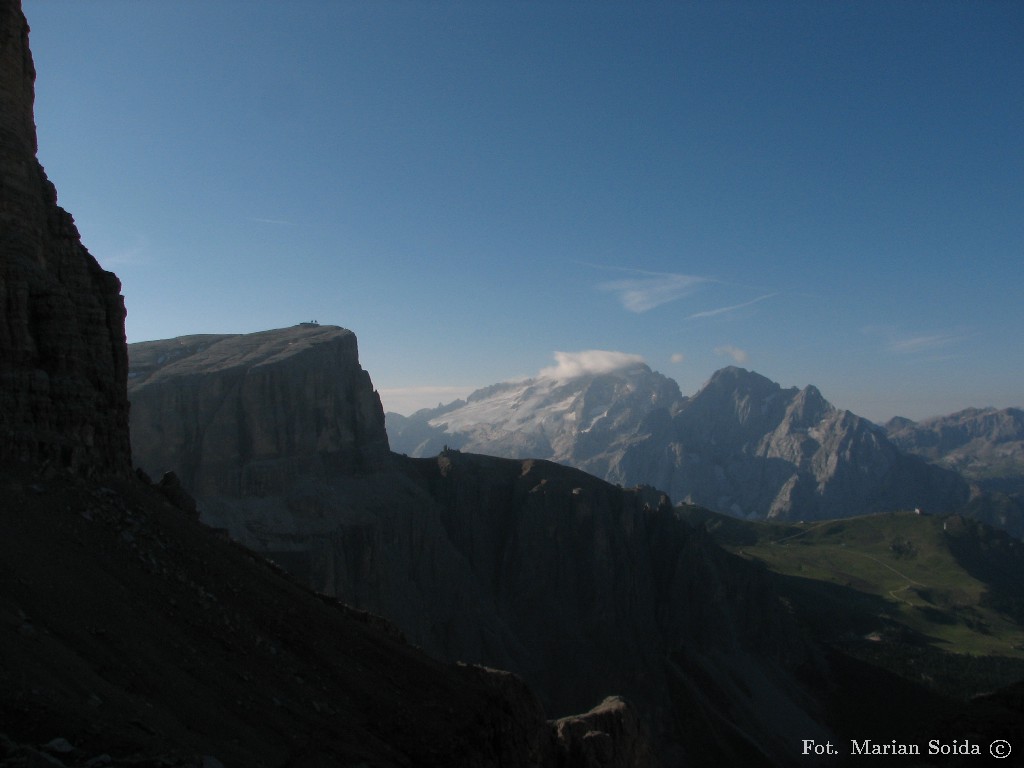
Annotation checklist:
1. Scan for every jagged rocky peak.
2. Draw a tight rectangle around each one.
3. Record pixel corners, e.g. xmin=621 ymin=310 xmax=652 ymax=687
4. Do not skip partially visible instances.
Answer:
xmin=784 ymin=384 xmax=834 ymax=429
xmin=128 ymin=325 xmax=390 ymax=496
xmin=702 ymin=365 xmax=779 ymax=391
xmin=702 ymin=365 xmax=788 ymax=398
xmin=0 ymin=0 xmax=131 ymax=475
xmin=690 ymin=366 xmax=794 ymax=423
xmin=883 ymin=415 xmax=917 ymax=435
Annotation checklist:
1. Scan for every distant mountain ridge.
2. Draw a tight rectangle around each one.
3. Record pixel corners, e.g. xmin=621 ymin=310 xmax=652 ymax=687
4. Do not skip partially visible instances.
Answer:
xmin=884 ymin=407 xmax=1024 ymax=486
xmin=389 ymin=361 xmax=684 ymax=480
xmin=388 ymin=365 xmax=972 ymax=523
xmin=883 ymin=408 xmax=1024 ymax=537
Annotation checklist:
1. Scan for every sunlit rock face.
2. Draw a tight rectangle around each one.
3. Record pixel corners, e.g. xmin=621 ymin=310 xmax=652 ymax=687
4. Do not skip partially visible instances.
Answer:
xmin=0 ymin=0 xmax=130 ymax=475
xmin=390 ymin=365 xmax=971 ymax=522
xmin=621 ymin=367 xmax=971 ymax=521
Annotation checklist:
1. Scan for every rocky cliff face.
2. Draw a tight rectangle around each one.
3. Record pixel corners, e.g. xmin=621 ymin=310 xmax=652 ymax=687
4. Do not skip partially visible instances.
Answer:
xmin=621 ymin=367 xmax=971 ymax=521
xmin=129 ymin=325 xmax=390 ymax=496
xmin=0 ymin=0 xmax=130 ymax=476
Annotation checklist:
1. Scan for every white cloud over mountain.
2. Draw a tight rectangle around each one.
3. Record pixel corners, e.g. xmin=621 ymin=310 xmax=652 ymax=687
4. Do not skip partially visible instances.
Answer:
xmin=538 ymin=350 xmax=646 ymax=381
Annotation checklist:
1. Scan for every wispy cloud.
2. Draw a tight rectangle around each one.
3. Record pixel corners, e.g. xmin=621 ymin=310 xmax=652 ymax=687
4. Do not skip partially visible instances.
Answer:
xmin=670 ymin=352 xmax=686 ymax=364
xmin=248 ymin=216 xmax=296 ymax=226
xmin=864 ymin=325 xmax=967 ymax=355
xmin=597 ymin=268 xmax=710 ymax=313
xmin=688 ymin=292 xmax=778 ymax=319
xmin=714 ymin=345 xmax=749 ymax=364
xmin=539 ymin=350 xmax=646 ymax=381
xmin=887 ymin=333 xmax=964 ymax=354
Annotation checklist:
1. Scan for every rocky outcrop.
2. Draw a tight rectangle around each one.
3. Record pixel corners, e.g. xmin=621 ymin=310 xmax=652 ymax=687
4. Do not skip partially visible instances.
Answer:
xmin=553 ymin=697 xmax=655 ymax=768
xmin=0 ymin=0 xmax=130 ymax=476
xmin=129 ymin=325 xmax=390 ymax=497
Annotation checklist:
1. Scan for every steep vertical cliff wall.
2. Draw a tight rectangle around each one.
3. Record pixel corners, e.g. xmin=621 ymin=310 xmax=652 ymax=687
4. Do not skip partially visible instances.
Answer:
xmin=0 ymin=0 xmax=130 ymax=475
xmin=129 ymin=325 xmax=390 ymax=496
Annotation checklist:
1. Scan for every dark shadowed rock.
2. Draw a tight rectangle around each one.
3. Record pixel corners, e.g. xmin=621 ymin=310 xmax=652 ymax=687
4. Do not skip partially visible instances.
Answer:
xmin=0 ymin=466 xmax=642 ymax=768
xmin=156 ymin=470 xmax=198 ymax=518
xmin=0 ymin=0 xmax=130 ymax=476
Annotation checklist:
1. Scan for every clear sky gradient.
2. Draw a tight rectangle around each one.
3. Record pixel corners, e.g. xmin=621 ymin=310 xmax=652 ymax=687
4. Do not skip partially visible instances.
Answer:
xmin=24 ymin=1 xmax=1023 ymax=422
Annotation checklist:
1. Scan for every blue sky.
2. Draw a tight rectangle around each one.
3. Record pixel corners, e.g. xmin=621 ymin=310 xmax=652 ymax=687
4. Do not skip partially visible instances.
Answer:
xmin=24 ymin=1 xmax=1023 ymax=421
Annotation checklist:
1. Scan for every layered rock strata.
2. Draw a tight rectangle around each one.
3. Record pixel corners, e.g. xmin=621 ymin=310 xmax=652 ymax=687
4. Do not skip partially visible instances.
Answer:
xmin=0 ymin=0 xmax=130 ymax=475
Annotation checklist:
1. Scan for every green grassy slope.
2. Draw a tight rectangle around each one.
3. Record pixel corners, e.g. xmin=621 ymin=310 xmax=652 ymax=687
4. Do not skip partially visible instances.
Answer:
xmin=679 ymin=506 xmax=1024 ymax=700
